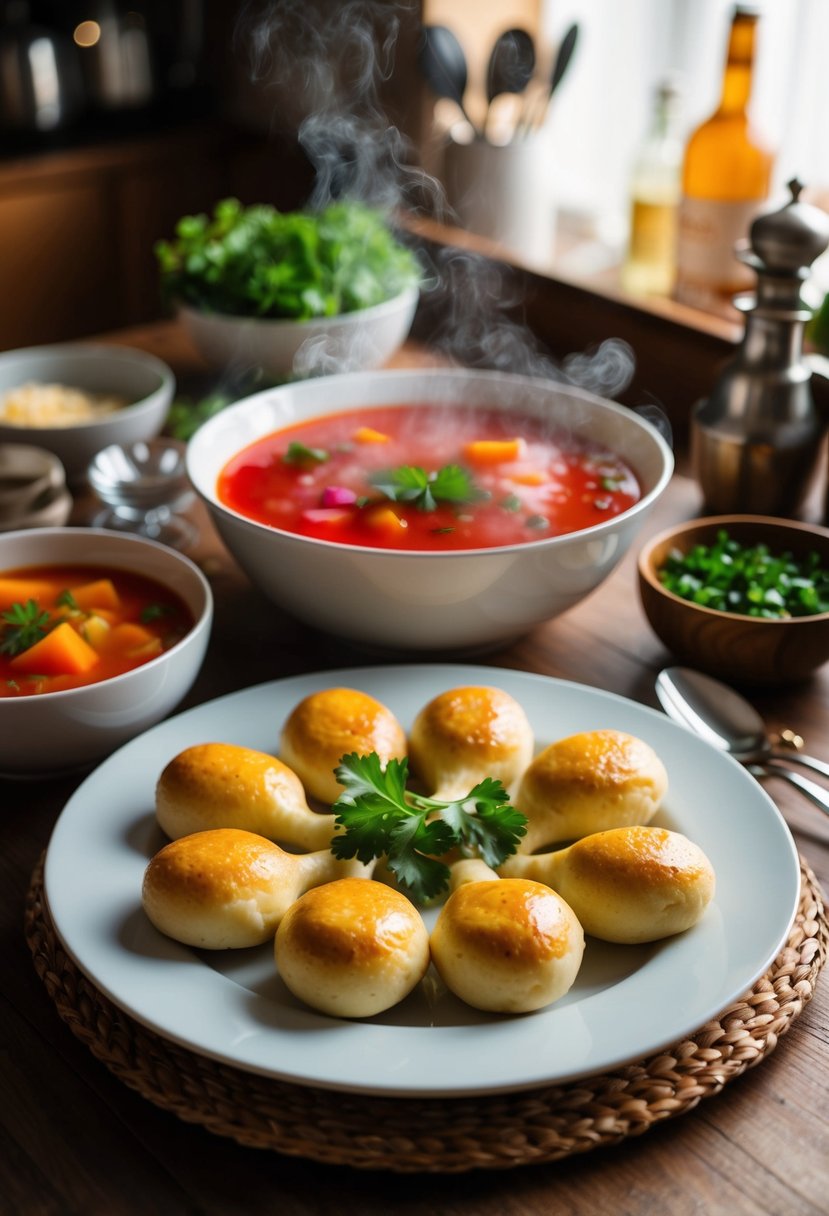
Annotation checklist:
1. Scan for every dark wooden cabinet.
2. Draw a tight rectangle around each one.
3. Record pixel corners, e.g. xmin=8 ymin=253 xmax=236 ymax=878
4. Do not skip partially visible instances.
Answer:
xmin=0 ymin=124 xmax=284 ymax=349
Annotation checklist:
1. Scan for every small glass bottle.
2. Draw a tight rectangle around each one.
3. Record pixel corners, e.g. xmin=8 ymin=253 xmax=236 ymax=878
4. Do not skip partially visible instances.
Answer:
xmin=622 ymin=77 xmax=684 ymax=296
xmin=674 ymin=4 xmax=774 ymax=310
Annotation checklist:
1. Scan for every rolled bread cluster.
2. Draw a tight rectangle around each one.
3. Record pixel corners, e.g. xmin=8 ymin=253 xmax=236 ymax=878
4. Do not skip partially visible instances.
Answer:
xmin=140 ymin=682 xmax=712 ymax=1020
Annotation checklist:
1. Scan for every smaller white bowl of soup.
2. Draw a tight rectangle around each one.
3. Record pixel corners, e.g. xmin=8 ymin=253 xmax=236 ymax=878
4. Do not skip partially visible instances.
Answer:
xmin=0 ymin=528 xmax=212 ymax=775
xmin=0 ymin=343 xmax=175 ymax=483
xmin=187 ymin=368 xmax=673 ymax=652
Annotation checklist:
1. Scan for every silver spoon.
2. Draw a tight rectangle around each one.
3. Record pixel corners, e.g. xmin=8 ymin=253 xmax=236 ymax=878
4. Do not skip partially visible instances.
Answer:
xmin=655 ymin=666 xmax=829 ymax=818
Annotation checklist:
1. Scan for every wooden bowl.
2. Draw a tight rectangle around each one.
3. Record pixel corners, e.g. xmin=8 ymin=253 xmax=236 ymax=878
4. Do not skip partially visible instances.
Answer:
xmin=637 ymin=515 xmax=829 ymax=686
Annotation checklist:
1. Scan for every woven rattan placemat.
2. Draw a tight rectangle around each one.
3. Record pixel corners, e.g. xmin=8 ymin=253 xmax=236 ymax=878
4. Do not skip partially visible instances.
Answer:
xmin=25 ymin=854 xmax=827 ymax=1174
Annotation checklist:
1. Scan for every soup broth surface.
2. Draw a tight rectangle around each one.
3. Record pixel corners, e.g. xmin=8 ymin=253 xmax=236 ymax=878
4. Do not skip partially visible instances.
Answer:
xmin=218 ymin=404 xmax=641 ymax=551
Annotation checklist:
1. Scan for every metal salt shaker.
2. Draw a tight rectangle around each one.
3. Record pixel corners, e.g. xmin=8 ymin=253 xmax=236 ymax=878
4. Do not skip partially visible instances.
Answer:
xmin=691 ymin=179 xmax=829 ymax=516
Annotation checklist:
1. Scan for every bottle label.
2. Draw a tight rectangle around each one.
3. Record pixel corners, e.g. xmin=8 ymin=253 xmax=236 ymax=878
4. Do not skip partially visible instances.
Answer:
xmin=674 ymin=197 xmax=762 ymax=308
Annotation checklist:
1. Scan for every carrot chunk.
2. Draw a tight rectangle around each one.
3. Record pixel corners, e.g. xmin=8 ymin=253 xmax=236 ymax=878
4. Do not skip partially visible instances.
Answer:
xmin=10 ymin=622 xmax=99 ymax=675
xmin=511 ymin=470 xmax=546 ymax=486
xmin=463 ymin=438 xmax=525 ymax=465
xmin=103 ymin=622 xmax=157 ymax=652
xmin=0 ymin=578 xmax=56 ymax=612
xmin=353 ymin=426 xmax=390 ymax=444
xmin=364 ymin=506 xmax=408 ymax=533
xmin=68 ymin=578 xmax=120 ymax=611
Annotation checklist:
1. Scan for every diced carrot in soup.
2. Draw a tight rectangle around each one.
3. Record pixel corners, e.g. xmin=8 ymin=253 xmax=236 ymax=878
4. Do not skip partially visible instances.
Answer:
xmin=10 ymin=622 xmax=99 ymax=675
xmin=463 ymin=438 xmax=525 ymax=465
xmin=69 ymin=578 xmax=120 ymax=611
xmin=353 ymin=427 xmax=390 ymax=444
xmin=103 ymin=622 xmax=158 ymax=652
xmin=0 ymin=578 xmax=56 ymax=611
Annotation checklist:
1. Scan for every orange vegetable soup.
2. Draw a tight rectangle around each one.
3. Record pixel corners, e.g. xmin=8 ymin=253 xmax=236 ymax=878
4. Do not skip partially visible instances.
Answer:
xmin=0 ymin=565 xmax=193 ymax=698
xmin=217 ymin=404 xmax=642 ymax=551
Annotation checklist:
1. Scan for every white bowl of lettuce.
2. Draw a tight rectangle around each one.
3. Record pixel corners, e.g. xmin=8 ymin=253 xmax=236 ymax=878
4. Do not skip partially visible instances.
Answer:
xmin=157 ymin=199 xmax=421 ymax=379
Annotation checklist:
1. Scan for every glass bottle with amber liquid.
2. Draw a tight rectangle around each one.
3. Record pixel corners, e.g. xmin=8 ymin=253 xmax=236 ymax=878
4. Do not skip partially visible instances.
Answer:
xmin=622 ymin=77 xmax=683 ymax=296
xmin=674 ymin=4 xmax=774 ymax=310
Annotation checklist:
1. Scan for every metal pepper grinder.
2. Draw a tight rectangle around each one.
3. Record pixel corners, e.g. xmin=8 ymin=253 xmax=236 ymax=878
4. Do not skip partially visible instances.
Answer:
xmin=691 ymin=179 xmax=829 ymax=516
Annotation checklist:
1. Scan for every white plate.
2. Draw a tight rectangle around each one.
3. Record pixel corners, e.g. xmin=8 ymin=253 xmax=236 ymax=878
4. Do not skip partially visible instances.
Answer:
xmin=43 ymin=664 xmax=800 ymax=1098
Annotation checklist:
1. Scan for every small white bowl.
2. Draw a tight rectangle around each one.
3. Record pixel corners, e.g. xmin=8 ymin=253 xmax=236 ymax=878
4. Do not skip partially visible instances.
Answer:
xmin=178 ymin=285 xmax=419 ymax=379
xmin=0 ymin=528 xmax=212 ymax=776
xmin=0 ymin=343 xmax=175 ymax=482
xmin=186 ymin=368 xmax=673 ymax=652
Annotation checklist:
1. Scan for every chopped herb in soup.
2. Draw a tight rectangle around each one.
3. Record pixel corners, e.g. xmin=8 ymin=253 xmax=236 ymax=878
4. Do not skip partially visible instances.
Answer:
xmin=217 ymin=404 xmax=641 ymax=551
xmin=0 ymin=565 xmax=193 ymax=697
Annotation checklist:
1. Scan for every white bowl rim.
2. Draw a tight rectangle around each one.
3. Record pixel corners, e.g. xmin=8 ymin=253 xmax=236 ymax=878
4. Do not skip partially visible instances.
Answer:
xmin=0 ymin=526 xmax=213 ymax=702
xmin=0 ymin=342 xmax=176 ymax=433
xmin=187 ymin=366 xmax=675 ymax=559
xmin=176 ymin=283 xmax=420 ymax=329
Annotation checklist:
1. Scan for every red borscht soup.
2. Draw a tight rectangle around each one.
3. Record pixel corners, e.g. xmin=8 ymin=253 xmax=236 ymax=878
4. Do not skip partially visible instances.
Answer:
xmin=217 ymin=404 xmax=641 ymax=551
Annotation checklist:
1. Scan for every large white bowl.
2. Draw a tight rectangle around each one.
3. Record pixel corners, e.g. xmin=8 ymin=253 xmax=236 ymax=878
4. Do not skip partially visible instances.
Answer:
xmin=0 ymin=528 xmax=212 ymax=776
xmin=178 ymin=285 xmax=419 ymax=379
xmin=0 ymin=343 xmax=175 ymax=482
xmin=187 ymin=368 xmax=674 ymax=652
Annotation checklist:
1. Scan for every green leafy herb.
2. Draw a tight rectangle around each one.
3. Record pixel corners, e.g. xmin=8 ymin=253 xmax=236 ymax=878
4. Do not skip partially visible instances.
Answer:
xmin=601 ymin=476 xmax=622 ymax=492
xmin=0 ymin=600 xmax=52 ymax=657
xmin=283 ymin=441 xmax=329 ymax=466
xmin=166 ymin=391 xmax=234 ymax=441
xmin=140 ymin=603 xmax=173 ymax=623
xmin=369 ymin=463 xmax=483 ymax=513
xmin=55 ymin=589 xmax=78 ymax=611
xmin=659 ymin=529 xmax=829 ymax=619
xmin=155 ymin=199 xmax=421 ymax=320
xmin=525 ymin=514 xmax=549 ymax=530
xmin=499 ymin=493 xmax=522 ymax=512
xmin=330 ymin=753 xmax=527 ymax=903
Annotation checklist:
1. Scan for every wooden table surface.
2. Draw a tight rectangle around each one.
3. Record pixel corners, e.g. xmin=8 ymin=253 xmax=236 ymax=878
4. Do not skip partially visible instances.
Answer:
xmin=2 ymin=324 xmax=827 ymax=1216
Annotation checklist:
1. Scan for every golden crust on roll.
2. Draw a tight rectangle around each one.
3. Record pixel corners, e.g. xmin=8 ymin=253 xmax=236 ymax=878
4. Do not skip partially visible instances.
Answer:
xmin=408 ymin=685 xmax=534 ymax=798
xmin=275 ymin=878 xmax=430 ymax=1017
xmin=501 ymin=825 xmax=715 ymax=944
xmin=280 ymin=687 xmax=407 ymax=804
xmin=429 ymin=878 xmax=585 ymax=1013
xmin=515 ymin=729 xmax=668 ymax=852
xmin=155 ymin=741 xmax=336 ymax=851
xmin=142 ymin=828 xmax=302 ymax=950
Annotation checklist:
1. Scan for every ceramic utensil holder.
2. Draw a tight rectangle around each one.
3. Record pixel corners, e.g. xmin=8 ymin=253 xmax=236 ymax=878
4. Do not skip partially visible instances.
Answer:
xmin=442 ymin=134 xmax=555 ymax=265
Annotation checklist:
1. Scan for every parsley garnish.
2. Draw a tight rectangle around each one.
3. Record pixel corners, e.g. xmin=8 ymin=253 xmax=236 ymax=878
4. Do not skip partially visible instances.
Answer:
xmin=0 ymin=600 xmax=51 ymax=657
xmin=659 ymin=530 xmax=829 ymax=619
xmin=56 ymin=589 xmax=79 ymax=611
xmin=330 ymin=753 xmax=527 ymax=903
xmin=369 ymin=463 xmax=482 ymax=512
xmin=283 ymin=442 xmax=329 ymax=466
xmin=140 ymin=603 xmax=173 ymax=623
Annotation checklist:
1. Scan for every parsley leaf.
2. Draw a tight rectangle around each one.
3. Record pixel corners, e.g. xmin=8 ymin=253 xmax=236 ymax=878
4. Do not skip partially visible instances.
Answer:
xmin=0 ymin=599 xmax=52 ymax=657
xmin=330 ymin=753 xmax=526 ymax=903
xmin=283 ymin=441 xmax=329 ymax=466
xmin=369 ymin=463 xmax=482 ymax=512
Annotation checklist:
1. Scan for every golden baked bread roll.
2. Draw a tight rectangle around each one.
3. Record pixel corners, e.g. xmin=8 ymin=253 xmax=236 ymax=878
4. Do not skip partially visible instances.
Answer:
xmin=280 ymin=687 xmax=407 ymax=804
xmin=408 ymin=685 xmax=534 ymax=799
xmin=275 ymin=878 xmax=430 ymax=1017
xmin=515 ymin=729 xmax=668 ymax=852
xmin=499 ymin=825 xmax=715 ymax=944
xmin=142 ymin=828 xmax=374 ymax=950
xmin=430 ymin=877 xmax=584 ymax=1013
xmin=155 ymin=742 xmax=337 ymax=850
